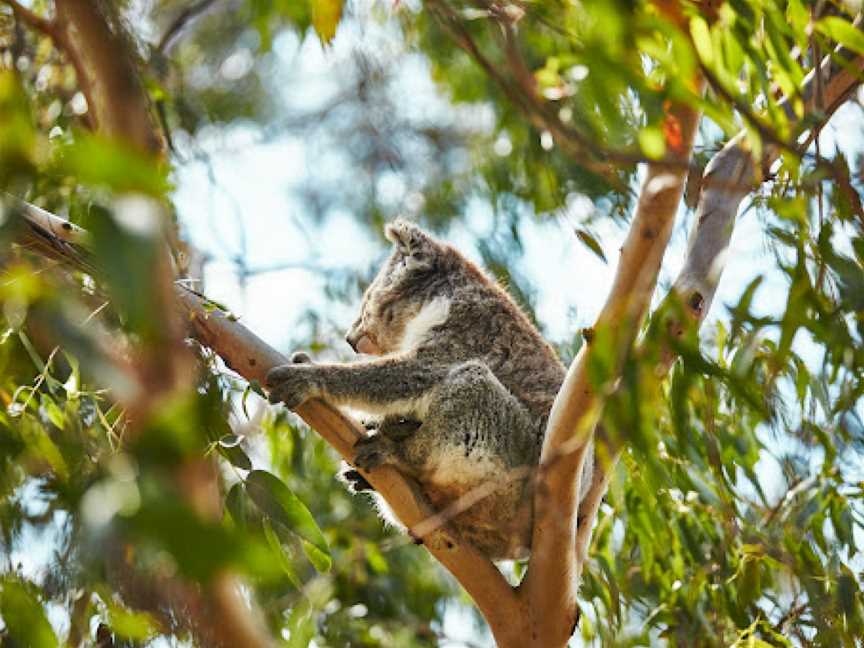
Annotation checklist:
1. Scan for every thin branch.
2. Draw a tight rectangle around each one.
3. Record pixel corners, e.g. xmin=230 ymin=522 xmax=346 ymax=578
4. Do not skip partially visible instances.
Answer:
xmin=0 ymin=0 xmax=59 ymax=40
xmin=156 ymin=0 xmax=221 ymax=54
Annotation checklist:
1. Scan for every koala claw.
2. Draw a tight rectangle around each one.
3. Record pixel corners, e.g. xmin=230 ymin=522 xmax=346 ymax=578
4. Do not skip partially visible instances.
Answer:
xmin=265 ymin=363 xmax=318 ymax=409
xmin=341 ymin=469 xmax=375 ymax=493
xmin=353 ymin=435 xmax=396 ymax=472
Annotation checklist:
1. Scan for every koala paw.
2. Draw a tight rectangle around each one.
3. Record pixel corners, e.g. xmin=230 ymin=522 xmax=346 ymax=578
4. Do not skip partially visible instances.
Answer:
xmin=339 ymin=468 xmax=375 ymax=493
xmin=266 ymin=363 xmax=319 ymax=410
xmin=353 ymin=434 xmax=397 ymax=472
xmin=290 ymin=351 xmax=313 ymax=364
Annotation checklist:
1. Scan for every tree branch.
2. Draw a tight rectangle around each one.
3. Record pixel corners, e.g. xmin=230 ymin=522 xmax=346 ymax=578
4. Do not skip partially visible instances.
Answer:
xmin=672 ymin=52 xmax=864 ymax=323
xmin=518 ymin=83 xmax=705 ymax=647
xmin=53 ymin=0 xmax=162 ymax=155
xmin=0 ymin=0 xmax=59 ymax=40
xmin=156 ymin=0 xmax=221 ymax=54
xmin=6 ymin=202 xmax=526 ymax=648
xmin=569 ymin=43 xmax=864 ymax=638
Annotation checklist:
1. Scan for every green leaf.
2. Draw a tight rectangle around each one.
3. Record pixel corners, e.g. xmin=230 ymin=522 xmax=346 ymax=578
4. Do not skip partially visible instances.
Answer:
xmin=301 ymin=538 xmax=331 ymax=573
xmin=86 ymin=204 xmax=164 ymax=345
xmin=39 ymin=392 xmax=65 ymax=429
xmin=0 ymin=578 xmax=58 ymax=648
xmin=311 ymin=0 xmax=343 ymax=44
xmin=816 ymin=17 xmax=864 ymax=56
xmin=286 ymin=595 xmax=315 ymax=648
xmin=106 ymin=603 xmax=158 ymax=641
xmin=225 ymin=481 xmax=249 ymax=529
xmin=638 ymin=126 xmax=666 ymax=160
xmin=218 ymin=435 xmax=253 ymax=471
xmin=123 ymin=497 xmax=273 ymax=582
xmin=575 ymin=228 xmax=608 ymax=264
xmin=737 ymin=556 xmax=761 ymax=608
xmin=56 ymin=133 xmax=170 ymax=197
xmin=689 ymin=16 xmax=713 ymax=65
xmin=262 ymin=517 xmax=302 ymax=587
xmin=245 ymin=470 xmax=331 ymax=570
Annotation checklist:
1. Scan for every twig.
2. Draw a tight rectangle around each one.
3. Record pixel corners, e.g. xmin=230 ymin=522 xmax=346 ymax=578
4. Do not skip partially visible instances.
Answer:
xmin=156 ymin=0 xmax=220 ymax=54
xmin=0 ymin=0 xmax=59 ymax=40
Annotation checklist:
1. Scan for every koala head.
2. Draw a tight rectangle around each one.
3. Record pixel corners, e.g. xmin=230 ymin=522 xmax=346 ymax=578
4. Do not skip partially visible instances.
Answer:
xmin=346 ymin=220 xmax=451 ymax=355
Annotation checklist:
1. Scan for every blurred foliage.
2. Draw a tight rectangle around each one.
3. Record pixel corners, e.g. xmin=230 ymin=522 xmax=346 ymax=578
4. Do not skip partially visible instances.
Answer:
xmin=0 ymin=0 xmax=862 ymax=647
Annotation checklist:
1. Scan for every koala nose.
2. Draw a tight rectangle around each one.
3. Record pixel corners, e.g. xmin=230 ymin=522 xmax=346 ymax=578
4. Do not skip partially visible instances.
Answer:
xmin=345 ymin=332 xmax=359 ymax=353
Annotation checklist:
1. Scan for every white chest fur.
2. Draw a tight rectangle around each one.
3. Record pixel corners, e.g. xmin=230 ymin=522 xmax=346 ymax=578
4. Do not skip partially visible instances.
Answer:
xmin=399 ymin=297 xmax=451 ymax=352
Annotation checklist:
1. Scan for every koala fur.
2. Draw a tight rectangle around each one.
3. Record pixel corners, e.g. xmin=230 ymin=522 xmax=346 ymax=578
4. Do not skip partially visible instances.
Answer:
xmin=267 ymin=219 xmax=592 ymax=560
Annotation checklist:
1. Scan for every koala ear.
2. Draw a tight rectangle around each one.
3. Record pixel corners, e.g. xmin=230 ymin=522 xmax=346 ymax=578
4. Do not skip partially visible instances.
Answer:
xmin=384 ymin=219 xmax=437 ymax=269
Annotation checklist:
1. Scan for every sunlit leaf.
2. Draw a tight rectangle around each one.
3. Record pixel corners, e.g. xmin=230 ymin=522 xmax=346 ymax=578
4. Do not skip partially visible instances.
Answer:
xmin=311 ymin=0 xmax=343 ymax=44
xmin=263 ymin=517 xmax=302 ymax=587
xmin=816 ymin=17 xmax=864 ymax=56
xmin=0 ymin=578 xmax=58 ymax=648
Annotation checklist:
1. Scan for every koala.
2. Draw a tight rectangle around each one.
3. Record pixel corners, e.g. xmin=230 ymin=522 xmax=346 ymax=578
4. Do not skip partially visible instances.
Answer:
xmin=267 ymin=220 xmax=592 ymax=560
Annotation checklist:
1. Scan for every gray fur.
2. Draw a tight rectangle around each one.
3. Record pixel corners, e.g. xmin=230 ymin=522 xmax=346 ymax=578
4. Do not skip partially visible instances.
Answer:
xmin=267 ymin=219 xmax=592 ymax=560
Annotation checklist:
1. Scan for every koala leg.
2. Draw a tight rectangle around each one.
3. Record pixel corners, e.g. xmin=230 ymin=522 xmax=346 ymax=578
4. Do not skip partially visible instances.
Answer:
xmin=405 ymin=360 xmax=540 ymax=477
xmin=401 ymin=361 xmax=540 ymax=558
xmin=353 ymin=416 xmax=423 ymax=473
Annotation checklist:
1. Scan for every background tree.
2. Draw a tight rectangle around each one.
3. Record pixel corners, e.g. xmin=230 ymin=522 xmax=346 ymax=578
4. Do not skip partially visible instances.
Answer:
xmin=0 ymin=0 xmax=863 ymax=647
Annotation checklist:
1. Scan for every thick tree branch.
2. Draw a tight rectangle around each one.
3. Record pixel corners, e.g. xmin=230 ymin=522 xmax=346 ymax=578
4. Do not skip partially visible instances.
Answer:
xmin=518 ymin=88 xmax=705 ymax=647
xmin=53 ymin=0 xmax=162 ymax=155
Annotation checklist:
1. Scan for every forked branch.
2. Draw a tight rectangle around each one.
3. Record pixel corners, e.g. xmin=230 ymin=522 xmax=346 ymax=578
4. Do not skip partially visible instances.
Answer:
xmin=568 ymin=39 xmax=864 ymax=640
